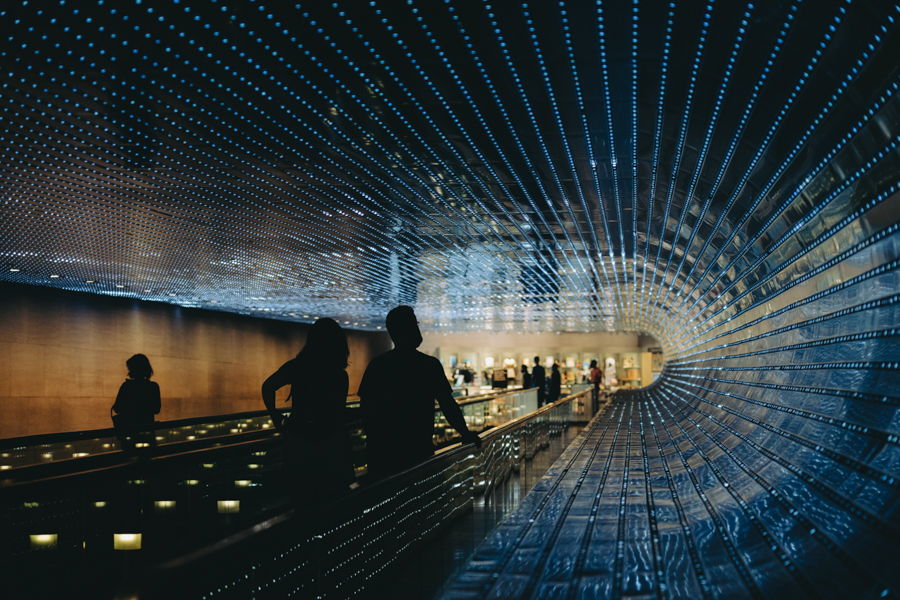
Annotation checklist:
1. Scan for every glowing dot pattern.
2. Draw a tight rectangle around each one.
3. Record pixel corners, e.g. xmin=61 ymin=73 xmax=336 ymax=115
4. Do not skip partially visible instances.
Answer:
xmin=2 ymin=3 xmax=900 ymax=594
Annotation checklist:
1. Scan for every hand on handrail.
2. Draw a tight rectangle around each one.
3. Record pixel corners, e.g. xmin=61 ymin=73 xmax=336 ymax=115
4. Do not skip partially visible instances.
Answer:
xmin=461 ymin=431 xmax=482 ymax=449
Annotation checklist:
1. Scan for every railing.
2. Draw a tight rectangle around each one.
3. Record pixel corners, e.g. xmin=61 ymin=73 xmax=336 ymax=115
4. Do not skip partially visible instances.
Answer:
xmin=0 ymin=389 xmax=599 ymax=598
xmin=0 ymin=388 xmax=531 ymax=481
xmin=137 ymin=389 xmax=595 ymax=600
xmin=0 ymin=410 xmax=280 ymax=473
xmin=0 ymin=389 xmax=581 ymax=570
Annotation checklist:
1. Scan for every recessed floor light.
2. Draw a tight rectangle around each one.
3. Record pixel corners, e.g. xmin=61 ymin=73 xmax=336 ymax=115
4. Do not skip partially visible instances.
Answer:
xmin=116 ymin=285 xmax=125 ymax=288
xmin=9 ymin=268 xmax=20 ymax=272
xmin=168 ymin=293 xmax=176 ymax=297
xmin=144 ymin=289 xmax=151 ymax=293
xmin=210 ymin=300 xmax=217 ymax=303
xmin=86 ymin=280 xmax=95 ymax=284
xmin=50 ymin=275 xmax=59 ymax=278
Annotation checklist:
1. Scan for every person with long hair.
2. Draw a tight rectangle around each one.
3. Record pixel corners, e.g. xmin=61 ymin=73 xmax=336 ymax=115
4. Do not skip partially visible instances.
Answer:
xmin=520 ymin=363 xmax=532 ymax=390
xmin=262 ymin=318 xmax=355 ymax=507
xmin=112 ymin=354 xmax=161 ymax=453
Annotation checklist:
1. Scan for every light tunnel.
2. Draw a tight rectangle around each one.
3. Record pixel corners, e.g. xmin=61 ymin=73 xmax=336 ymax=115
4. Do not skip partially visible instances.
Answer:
xmin=1 ymin=0 xmax=900 ymax=597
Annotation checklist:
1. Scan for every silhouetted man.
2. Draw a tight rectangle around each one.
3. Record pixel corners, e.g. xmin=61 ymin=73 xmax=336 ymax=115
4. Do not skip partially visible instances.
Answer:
xmin=532 ymin=356 xmax=546 ymax=407
xmin=359 ymin=306 xmax=482 ymax=480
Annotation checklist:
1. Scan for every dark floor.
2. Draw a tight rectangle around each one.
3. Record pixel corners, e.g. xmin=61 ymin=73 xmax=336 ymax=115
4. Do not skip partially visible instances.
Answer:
xmin=439 ymin=396 xmax=900 ymax=600
xmin=365 ymin=424 xmax=585 ymax=600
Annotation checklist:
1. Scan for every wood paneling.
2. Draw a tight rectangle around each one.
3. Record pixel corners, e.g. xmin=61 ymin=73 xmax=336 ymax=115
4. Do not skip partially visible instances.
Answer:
xmin=0 ymin=282 xmax=393 ymax=439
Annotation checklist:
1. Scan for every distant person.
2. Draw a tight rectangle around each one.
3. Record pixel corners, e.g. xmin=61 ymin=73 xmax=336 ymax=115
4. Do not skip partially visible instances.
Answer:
xmin=589 ymin=359 xmax=602 ymax=412
xmin=531 ymin=356 xmax=546 ymax=406
xmin=359 ymin=306 xmax=482 ymax=480
xmin=548 ymin=363 xmax=562 ymax=403
xmin=112 ymin=354 xmax=161 ymax=454
xmin=590 ymin=359 xmax=603 ymax=413
xmin=453 ymin=366 xmax=474 ymax=387
xmin=589 ymin=359 xmax=601 ymax=385
xmin=521 ymin=364 xmax=531 ymax=389
xmin=262 ymin=318 xmax=355 ymax=508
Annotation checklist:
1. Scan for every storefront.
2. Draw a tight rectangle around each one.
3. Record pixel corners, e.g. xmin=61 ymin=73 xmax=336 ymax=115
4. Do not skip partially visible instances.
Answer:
xmin=420 ymin=331 xmax=665 ymax=394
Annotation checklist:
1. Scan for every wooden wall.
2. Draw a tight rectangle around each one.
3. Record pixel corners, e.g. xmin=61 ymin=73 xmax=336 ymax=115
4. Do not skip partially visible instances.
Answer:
xmin=0 ymin=283 xmax=393 ymax=439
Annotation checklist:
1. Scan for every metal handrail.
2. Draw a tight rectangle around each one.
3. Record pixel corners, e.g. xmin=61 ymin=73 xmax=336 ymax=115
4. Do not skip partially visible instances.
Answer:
xmin=0 ymin=389 xmax=558 ymax=490
xmin=0 ymin=387 xmax=531 ymax=477
xmin=441 ymin=388 xmax=587 ymax=452
xmin=0 ymin=389 xmax=518 ymax=451
xmin=0 ymin=408 xmax=278 ymax=450
xmin=455 ymin=386 xmax=529 ymax=407
xmin=0 ymin=428 xmax=283 ymax=489
xmin=0 ymin=431 xmax=281 ymax=495
xmin=148 ymin=389 xmax=593 ymax=576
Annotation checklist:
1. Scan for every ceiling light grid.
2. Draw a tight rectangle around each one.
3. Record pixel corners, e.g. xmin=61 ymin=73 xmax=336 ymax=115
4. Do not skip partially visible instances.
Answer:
xmin=1 ymin=3 xmax=540 ymax=324
xmin=664 ymin=37 xmax=900 ymax=343
xmin=637 ymin=3 xmax=674 ymax=327
xmin=328 ymin=1 xmax=599 ymax=318
xmin=508 ymin=3 xmax=609 ymax=294
xmin=1 ymin=0 xmax=897 ymax=337
xmin=663 ymin=3 xmax=884 ymax=331
xmin=448 ymin=1 xmax=615 ymax=319
xmin=652 ymin=2 xmax=754 ymax=321
xmin=393 ymin=0 xmax=606 ymax=314
xmin=644 ymin=1 xmax=716 ymax=326
xmin=441 ymin=0 xmax=617 ymax=318
xmin=663 ymin=1 xmax=800 ymax=315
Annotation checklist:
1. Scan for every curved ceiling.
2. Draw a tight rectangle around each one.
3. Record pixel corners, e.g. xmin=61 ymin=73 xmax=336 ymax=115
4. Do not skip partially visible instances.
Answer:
xmin=0 ymin=0 xmax=898 ymax=345
xmin=4 ymin=2 xmax=900 ymax=593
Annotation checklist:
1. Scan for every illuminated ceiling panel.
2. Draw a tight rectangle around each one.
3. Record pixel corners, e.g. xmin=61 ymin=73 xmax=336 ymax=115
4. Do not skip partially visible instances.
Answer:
xmin=0 ymin=0 xmax=897 ymax=337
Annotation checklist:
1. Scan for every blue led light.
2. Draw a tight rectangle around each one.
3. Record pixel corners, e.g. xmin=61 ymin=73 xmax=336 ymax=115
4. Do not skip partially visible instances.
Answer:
xmin=0 ymin=0 xmax=898 ymax=345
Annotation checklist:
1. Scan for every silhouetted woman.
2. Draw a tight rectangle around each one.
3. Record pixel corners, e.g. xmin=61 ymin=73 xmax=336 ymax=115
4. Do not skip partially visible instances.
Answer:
xmin=112 ymin=354 xmax=161 ymax=453
xmin=548 ymin=363 xmax=562 ymax=404
xmin=262 ymin=318 xmax=355 ymax=508
xmin=521 ymin=364 xmax=531 ymax=390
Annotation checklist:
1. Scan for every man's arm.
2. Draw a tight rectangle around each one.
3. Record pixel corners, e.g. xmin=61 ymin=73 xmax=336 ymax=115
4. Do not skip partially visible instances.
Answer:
xmin=436 ymin=391 xmax=482 ymax=448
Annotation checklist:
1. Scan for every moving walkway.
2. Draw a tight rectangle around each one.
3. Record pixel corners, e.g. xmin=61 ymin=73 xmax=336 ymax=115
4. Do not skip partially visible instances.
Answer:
xmin=0 ymin=387 xmax=593 ymax=598
xmin=445 ymin=386 xmax=899 ymax=600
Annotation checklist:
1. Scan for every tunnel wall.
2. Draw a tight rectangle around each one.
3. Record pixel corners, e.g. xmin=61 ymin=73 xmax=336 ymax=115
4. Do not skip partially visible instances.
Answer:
xmin=644 ymin=86 xmax=900 ymax=589
xmin=0 ymin=282 xmax=393 ymax=439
